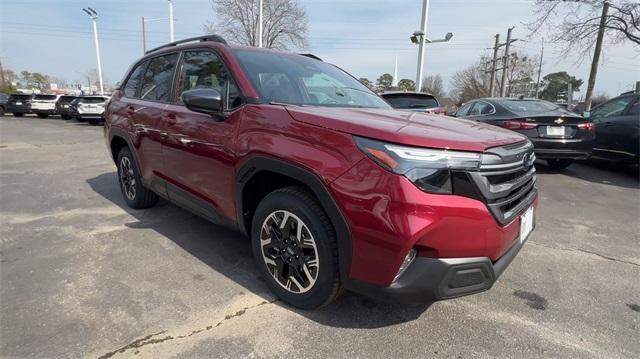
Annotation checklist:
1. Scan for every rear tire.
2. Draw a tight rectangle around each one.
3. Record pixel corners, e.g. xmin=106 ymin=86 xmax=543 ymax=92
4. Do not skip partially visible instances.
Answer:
xmin=547 ymin=159 xmax=573 ymax=170
xmin=13 ymin=113 xmax=23 ymax=117
xmin=37 ymin=114 xmax=48 ymax=119
xmin=61 ymin=114 xmax=71 ymax=120
xmin=88 ymin=118 xmax=102 ymax=126
xmin=251 ymin=186 xmax=341 ymax=309
xmin=116 ymin=147 xmax=159 ymax=209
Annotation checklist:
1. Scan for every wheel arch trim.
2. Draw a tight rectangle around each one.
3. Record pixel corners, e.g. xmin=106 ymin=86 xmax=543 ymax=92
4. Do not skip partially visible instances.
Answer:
xmin=235 ymin=155 xmax=352 ymax=282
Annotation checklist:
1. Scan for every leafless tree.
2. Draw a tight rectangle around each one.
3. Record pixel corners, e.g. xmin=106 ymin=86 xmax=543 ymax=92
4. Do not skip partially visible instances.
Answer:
xmin=527 ymin=0 xmax=640 ymax=60
xmin=421 ymin=74 xmax=445 ymax=98
xmin=205 ymin=0 xmax=309 ymax=50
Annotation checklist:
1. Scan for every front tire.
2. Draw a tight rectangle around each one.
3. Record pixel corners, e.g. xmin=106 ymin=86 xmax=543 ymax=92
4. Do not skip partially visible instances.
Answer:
xmin=116 ymin=147 xmax=159 ymax=209
xmin=251 ymin=187 xmax=341 ymax=309
xmin=547 ymin=159 xmax=573 ymax=170
xmin=88 ymin=118 xmax=102 ymax=126
xmin=37 ymin=114 xmax=48 ymax=119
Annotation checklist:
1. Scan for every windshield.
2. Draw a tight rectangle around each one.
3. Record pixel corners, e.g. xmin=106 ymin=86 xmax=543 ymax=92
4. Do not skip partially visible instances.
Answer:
xmin=233 ymin=49 xmax=390 ymax=109
xmin=382 ymin=94 xmax=439 ymax=109
xmin=499 ymin=99 xmax=568 ymax=115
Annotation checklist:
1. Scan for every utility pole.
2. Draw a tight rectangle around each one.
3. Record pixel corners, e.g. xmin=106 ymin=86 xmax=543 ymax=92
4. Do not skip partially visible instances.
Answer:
xmin=415 ymin=0 xmax=430 ymax=92
xmin=168 ymin=0 xmax=175 ymax=42
xmin=584 ymin=1 xmax=609 ymax=113
xmin=567 ymin=83 xmax=573 ymax=108
xmin=258 ymin=0 xmax=263 ymax=47
xmin=500 ymin=27 xmax=514 ymax=97
xmin=82 ymin=8 xmax=104 ymax=95
xmin=535 ymin=38 xmax=544 ymax=98
xmin=489 ymin=34 xmax=500 ymax=97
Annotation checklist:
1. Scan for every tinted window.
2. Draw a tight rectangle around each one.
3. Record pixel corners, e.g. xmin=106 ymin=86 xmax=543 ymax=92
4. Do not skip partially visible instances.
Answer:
xmin=233 ymin=49 xmax=390 ymax=109
xmin=382 ymin=94 xmax=439 ymax=109
xmin=34 ymin=95 xmax=57 ymax=100
xmin=177 ymin=50 xmax=242 ymax=109
xmin=456 ymin=102 xmax=474 ymax=116
xmin=628 ymin=100 xmax=639 ymax=116
xmin=124 ymin=61 xmax=148 ymax=98
xmin=499 ymin=99 xmax=563 ymax=115
xmin=58 ymin=96 xmax=77 ymax=104
xmin=469 ymin=101 xmax=495 ymax=116
xmin=591 ymin=96 xmax=635 ymax=120
xmin=9 ymin=94 xmax=32 ymax=101
xmin=140 ymin=54 xmax=179 ymax=102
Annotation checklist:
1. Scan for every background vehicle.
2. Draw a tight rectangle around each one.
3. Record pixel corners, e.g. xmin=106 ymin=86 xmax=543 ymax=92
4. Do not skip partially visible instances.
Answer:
xmin=105 ymin=36 xmax=536 ymax=309
xmin=453 ymin=98 xmax=595 ymax=169
xmin=31 ymin=94 xmax=60 ymax=118
xmin=0 ymin=92 xmax=8 ymax=116
xmin=5 ymin=94 xmax=33 ymax=117
xmin=589 ymin=93 xmax=639 ymax=167
xmin=380 ymin=91 xmax=446 ymax=114
xmin=55 ymin=95 xmax=78 ymax=120
xmin=76 ymin=96 xmax=109 ymax=125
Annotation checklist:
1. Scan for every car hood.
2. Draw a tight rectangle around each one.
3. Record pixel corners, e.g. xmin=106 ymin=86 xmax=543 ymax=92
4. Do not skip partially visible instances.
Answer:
xmin=285 ymin=106 xmax=526 ymax=152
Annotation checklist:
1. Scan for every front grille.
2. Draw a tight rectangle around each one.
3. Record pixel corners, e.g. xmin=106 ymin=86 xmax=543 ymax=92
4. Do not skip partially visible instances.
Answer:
xmin=460 ymin=140 xmax=537 ymax=225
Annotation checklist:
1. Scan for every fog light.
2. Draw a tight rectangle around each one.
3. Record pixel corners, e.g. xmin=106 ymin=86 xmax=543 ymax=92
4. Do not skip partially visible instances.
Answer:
xmin=393 ymin=249 xmax=417 ymax=283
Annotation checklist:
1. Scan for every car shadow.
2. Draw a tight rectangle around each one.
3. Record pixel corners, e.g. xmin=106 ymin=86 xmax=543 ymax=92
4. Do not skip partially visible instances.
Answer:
xmin=86 ymin=172 xmax=432 ymax=329
xmin=535 ymin=160 xmax=639 ymax=189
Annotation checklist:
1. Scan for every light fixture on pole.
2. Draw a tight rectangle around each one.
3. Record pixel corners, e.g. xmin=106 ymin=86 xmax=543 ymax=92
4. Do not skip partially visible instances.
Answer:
xmin=168 ymin=0 xmax=175 ymax=42
xmin=258 ymin=0 xmax=263 ymax=47
xmin=410 ymin=0 xmax=453 ymax=93
xmin=82 ymin=7 xmax=104 ymax=95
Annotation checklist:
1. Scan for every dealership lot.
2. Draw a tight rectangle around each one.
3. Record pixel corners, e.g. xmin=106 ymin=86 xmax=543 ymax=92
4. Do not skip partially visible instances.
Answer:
xmin=1 ymin=116 xmax=638 ymax=358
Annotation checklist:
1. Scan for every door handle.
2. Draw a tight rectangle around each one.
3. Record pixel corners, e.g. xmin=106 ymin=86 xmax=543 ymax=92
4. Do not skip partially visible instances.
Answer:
xmin=164 ymin=112 xmax=177 ymax=126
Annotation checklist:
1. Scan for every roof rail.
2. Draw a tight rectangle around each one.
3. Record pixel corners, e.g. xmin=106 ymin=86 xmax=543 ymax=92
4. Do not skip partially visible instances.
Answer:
xmin=145 ymin=35 xmax=227 ymax=55
xmin=299 ymin=53 xmax=323 ymax=61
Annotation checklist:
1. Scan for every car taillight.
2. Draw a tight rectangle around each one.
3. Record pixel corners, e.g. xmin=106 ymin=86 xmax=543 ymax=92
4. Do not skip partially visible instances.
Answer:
xmin=501 ymin=120 xmax=537 ymax=130
xmin=577 ymin=122 xmax=595 ymax=131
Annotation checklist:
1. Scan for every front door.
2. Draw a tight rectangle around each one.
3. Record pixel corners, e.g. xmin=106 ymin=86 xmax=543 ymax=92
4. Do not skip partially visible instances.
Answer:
xmin=160 ymin=49 xmax=245 ymax=223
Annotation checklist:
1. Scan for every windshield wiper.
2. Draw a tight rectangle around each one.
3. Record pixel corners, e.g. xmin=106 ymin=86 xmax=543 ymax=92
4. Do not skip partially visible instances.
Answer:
xmin=268 ymin=101 xmax=306 ymax=107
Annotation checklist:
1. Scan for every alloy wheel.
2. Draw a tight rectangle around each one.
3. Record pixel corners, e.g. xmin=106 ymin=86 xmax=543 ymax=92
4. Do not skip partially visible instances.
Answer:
xmin=119 ymin=156 xmax=136 ymax=201
xmin=260 ymin=210 xmax=319 ymax=294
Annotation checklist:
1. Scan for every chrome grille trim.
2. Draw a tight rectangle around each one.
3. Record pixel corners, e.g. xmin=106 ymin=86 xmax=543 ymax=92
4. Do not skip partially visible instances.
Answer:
xmin=470 ymin=140 xmax=538 ymax=225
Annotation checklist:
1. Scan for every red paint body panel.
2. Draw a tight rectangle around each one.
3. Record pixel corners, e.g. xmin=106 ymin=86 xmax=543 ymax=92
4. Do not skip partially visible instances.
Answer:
xmin=286 ymin=106 xmax=526 ymax=152
xmin=330 ymin=157 xmax=538 ymax=286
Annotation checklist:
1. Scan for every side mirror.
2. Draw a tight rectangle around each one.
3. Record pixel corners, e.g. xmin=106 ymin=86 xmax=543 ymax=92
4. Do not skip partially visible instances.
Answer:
xmin=182 ymin=88 xmax=223 ymax=115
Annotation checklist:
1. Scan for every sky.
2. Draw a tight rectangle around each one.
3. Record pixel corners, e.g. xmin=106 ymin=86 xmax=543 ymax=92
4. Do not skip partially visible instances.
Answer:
xmin=1 ymin=0 xmax=638 ymax=97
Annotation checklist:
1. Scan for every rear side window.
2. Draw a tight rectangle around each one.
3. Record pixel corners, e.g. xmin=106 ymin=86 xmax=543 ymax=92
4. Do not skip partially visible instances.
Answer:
xmin=124 ymin=61 xmax=148 ymax=98
xmin=468 ymin=101 xmax=495 ymax=116
xmin=176 ymin=50 xmax=242 ymax=109
xmin=140 ymin=54 xmax=179 ymax=102
xmin=456 ymin=102 xmax=474 ymax=116
xmin=383 ymin=94 xmax=439 ymax=109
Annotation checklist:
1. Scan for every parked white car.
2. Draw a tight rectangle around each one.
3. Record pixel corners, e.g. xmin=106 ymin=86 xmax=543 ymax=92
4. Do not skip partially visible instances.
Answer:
xmin=31 ymin=94 xmax=60 ymax=118
xmin=76 ymin=96 xmax=110 ymax=125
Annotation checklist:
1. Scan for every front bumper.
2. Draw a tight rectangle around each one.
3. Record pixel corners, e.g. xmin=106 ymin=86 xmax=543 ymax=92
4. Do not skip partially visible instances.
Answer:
xmin=532 ymin=137 xmax=593 ymax=160
xmin=347 ymin=226 xmax=532 ymax=302
xmin=32 ymin=108 xmax=57 ymax=115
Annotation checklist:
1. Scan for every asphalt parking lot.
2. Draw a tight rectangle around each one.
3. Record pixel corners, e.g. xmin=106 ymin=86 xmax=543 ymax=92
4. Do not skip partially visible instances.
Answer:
xmin=1 ymin=115 xmax=639 ymax=358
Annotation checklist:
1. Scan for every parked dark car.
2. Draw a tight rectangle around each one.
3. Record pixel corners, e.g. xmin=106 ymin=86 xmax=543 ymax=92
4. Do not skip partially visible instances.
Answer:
xmin=0 ymin=92 xmax=8 ymax=116
xmin=5 ymin=94 xmax=33 ymax=117
xmin=380 ymin=91 xmax=446 ymax=114
xmin=55 ymin=95 xmax=78 ymax=120
xmin=453 ymin=98 xmax=595 ymax=169
xmin=588 ymin=93 xmax=639 ymax=167
xmin=104 ymin=35 xmax=537 ymax=309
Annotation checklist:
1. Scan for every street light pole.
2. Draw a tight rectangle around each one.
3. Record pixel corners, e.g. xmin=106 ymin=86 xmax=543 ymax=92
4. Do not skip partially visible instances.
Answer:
xmin=168 ymin=0 xmax=175 ymax=42
xmin=83 ymin=8 xmax=104 ymax=95
xmin=142 ymin=17 xmax=147 ymax=53
xmin=415 ymin=0 xmax=430 ymax=92
xmin=258 ymin=0 xmax=263 ymax=47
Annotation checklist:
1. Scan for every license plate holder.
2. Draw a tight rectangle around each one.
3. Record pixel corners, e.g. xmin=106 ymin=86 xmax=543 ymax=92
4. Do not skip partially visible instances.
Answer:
xmin=520 ymin=206 xmax=534 ymax=243
xmin=546 ymin=126 xmax=565 ymax=136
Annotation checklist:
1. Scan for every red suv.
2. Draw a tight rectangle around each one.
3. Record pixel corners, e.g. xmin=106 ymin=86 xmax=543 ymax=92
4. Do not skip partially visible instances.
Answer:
xmin=104 ymin=36 xmax=538 ymax=309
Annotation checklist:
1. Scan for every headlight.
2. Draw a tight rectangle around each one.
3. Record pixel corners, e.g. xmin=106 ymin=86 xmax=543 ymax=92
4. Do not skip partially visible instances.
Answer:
xmin=354 ymin=136 xmax=481 ymax=194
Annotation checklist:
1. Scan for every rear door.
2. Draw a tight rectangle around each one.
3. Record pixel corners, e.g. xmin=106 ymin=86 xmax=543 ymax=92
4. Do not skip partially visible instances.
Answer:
xmin=160 ymin=49 xmax=245 ymax=222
